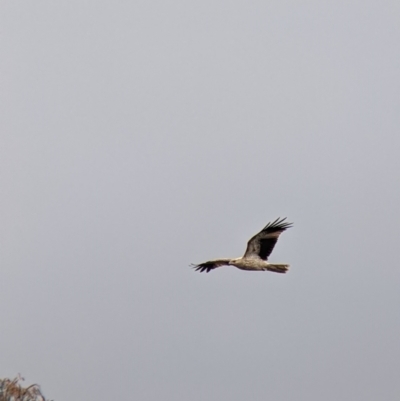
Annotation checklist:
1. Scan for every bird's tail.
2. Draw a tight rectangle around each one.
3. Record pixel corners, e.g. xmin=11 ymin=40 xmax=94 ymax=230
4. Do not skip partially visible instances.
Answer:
xmin=265 ymin=264 xmax=289 ymax=274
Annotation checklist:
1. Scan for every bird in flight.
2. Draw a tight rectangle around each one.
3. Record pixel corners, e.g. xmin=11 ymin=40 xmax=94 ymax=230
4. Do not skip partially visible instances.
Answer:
xmin=192 ymin=217 xmax=293 ymax=273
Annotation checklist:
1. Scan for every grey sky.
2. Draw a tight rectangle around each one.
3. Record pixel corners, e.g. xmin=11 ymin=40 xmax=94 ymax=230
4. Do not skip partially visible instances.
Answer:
xmin=1 ymin=1 xmax=400 ymax=400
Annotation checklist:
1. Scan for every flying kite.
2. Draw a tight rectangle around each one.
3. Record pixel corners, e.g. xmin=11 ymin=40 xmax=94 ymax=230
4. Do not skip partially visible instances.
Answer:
xmin=192 ymin=217 xmax=293 ymax=273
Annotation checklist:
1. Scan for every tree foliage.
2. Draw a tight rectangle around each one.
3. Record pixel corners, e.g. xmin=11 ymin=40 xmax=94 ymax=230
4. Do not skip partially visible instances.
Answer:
xmin=0 ymin=375 xmax=50 ymax=401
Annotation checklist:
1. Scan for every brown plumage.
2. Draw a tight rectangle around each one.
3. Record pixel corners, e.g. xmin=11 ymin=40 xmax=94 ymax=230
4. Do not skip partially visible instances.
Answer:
xmin=192 ymin=217 xmax=293 ymax=273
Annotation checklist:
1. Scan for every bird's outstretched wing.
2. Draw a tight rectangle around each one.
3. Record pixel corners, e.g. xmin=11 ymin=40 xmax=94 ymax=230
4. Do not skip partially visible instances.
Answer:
xmin=243 ymin=217 xmax=293 ymax=260
xmin=191 ymin=258 xmax=232 ymax=273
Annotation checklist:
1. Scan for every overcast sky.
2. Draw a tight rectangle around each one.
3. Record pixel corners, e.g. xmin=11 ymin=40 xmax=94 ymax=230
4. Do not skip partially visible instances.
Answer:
xmin=1 ymin=1 xmax=400 ymax=400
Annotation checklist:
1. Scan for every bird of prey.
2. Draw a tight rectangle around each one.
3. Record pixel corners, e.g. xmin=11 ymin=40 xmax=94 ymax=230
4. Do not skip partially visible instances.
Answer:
xmin=192 ymin=217 xmax=293 ymax=273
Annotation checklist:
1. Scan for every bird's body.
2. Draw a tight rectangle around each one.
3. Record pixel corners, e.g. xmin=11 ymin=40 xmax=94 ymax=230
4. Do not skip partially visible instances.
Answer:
xmin=229 ymin=258 xmax=289 ymax=273
xmin=192 ymin=217 xmax=292 ymax=274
